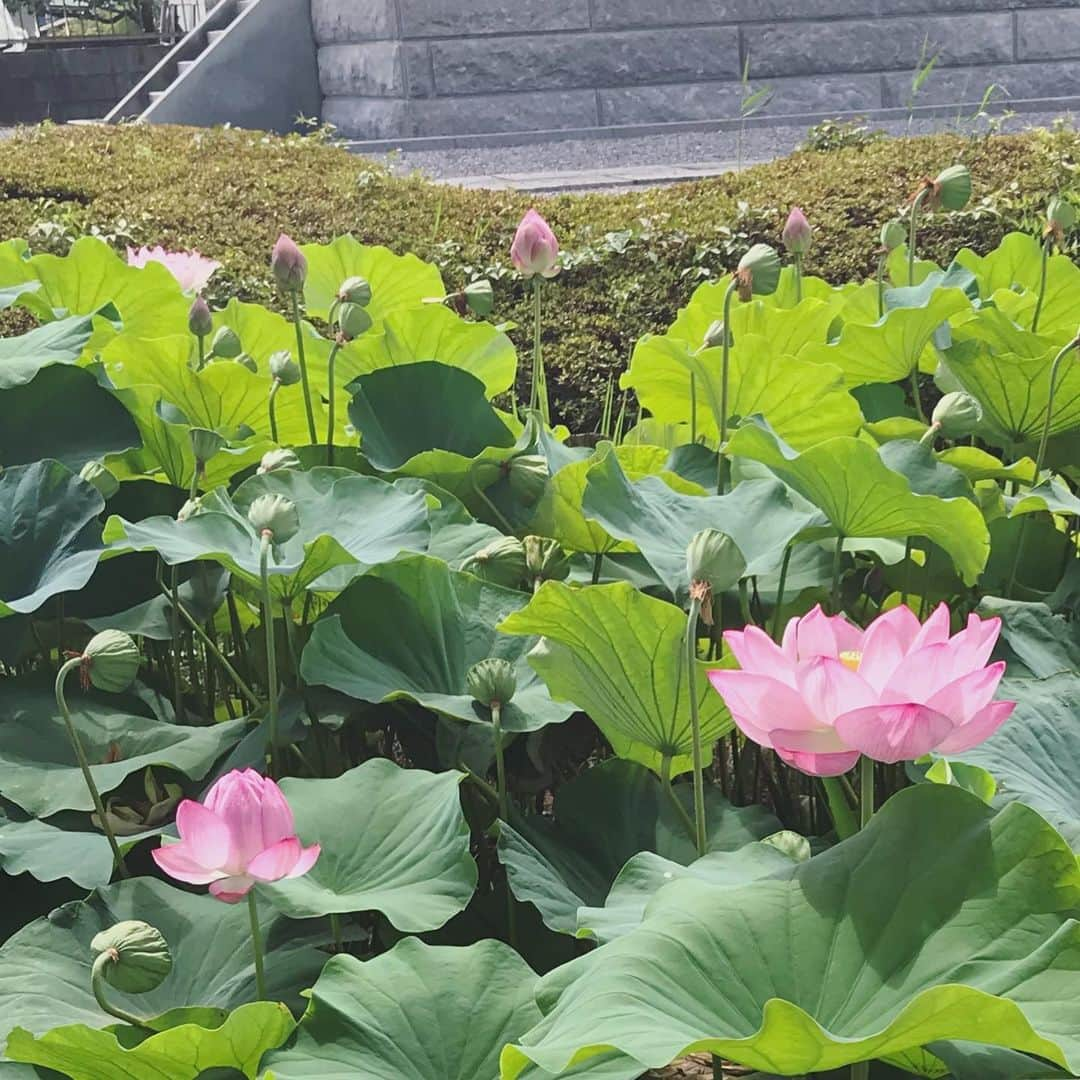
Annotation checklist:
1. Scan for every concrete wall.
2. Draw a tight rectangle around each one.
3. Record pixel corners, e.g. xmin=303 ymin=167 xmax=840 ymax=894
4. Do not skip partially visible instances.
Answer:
xmin=0 ymin=39 xmax=167 ymax=124
xmin=316 ymin=0 xmax=1080 ymax=141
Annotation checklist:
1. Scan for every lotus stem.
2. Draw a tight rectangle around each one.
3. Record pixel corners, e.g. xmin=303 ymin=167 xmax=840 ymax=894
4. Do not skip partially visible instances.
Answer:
xmin=859 ymin=756 xmax=875 ymax=830
xmin=910 ymin=366 xmax=926 ymax=423
xmin=852 ymin=1062 xmax=870 ymax=1080
xmin=1032 ymin=234 xmax=1052 ymax=334
xmin=196 ymin=335 xmax=206 ymax=372
xmin=55 ymin=657 xmax=128 ymax=878
xmin=169 ymin=565 xmax=184 ymax=723
xmin=468 ymin=460 xmax=515 ymax=534
xmin=793 ymin=252 xmax=803 ymax=304
xmin=247 ymin=892 xmax=267 ymax=1001
xmin=659 ymin=755 xmax=698 ymax=846
xmin=919 ymin=422 xmax=940 ymax=446
xmin=875 ymin=253 xmax=887 ymax=319
xmin=717 ymin=279 xmax=738 ymax=494
xmin=259 ymin=532 xmax=281 ymax=777
xmin=492 ymin=700 xmax=518 ymax=948
xmin=689 ymin=372 xmax=697 ymax=445
xmin=770 ymin=544 xmax=793 ymax=641
xmin=91 ymin=951 xmax=149 ymax=1028
xmin=830 ymin=533 xmax=846 ymax=614
xmin=330 ymin=913 xmax=344 ymax=953
xmin=820 ymin=777 xmax=857 ymax=840
xmin=685 ymin=597 xmax=708 ymax=858
xmin=325 ymin=340 xmax=342 ymax=466
xmin=268 ymin=381 xmax=280 ymax=444
xmin=529 ymin=278 xmax=549 ymax=422
xmin=591 ymin=551 xmax=604 ymax=585
xmin=908 ymin=186 xmax=930 ymax=283
xmin=289 ymin=290 xmax=317 ymax=445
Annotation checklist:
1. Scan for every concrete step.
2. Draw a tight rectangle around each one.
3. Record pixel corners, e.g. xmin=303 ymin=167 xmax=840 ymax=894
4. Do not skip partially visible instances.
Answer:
xmin=149 ymin=90 xmax=165 ymax=103
xmin=178 ymin=59 xmax=196 ymax=76
xmin=207 ymin=28 xmax=226 ymax=44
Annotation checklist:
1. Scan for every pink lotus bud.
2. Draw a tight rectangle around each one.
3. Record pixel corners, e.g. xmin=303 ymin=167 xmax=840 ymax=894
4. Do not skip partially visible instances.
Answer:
xmin=187 ymin=295 xmax=212 ymax=338
xmin=151 ymin=768 xmax=320 ymax=903
xmin=271 ymin=234 xmax=307 ymax=293
xmin=510 ymin=209 xmax=560 ymax=279
xmin=782 ymin=207 xmax=813 ymax=255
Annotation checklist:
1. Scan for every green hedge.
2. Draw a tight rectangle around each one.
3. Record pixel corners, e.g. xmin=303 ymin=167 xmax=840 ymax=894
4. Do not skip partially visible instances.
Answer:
xmin=1 ymin=122 xmax=1077 ymax=430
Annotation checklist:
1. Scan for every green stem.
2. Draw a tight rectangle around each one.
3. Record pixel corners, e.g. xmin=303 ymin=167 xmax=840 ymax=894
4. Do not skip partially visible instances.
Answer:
xmin=259 ymin=533 xmax=281 ymax=777
xmin=660 ymin=755 xmax=698 ymax=846
xmin=689 ymin=372 xmax=697 ymax=445
xmin=247 ymin=891 xmax=267 ymax=1001
xmin=875 ymin=253 xmax=888 ymax=319
xmin=770 ymin=544 xmax=793 ymax=641
xmin=529 ymin=278 xmax=549 ymax=422
xmin=830 ymin=533 xmax=845 ymax=614
xmin=852 ymin=1061 xmax=870 ymax=1080
xmin=169 ymin=565 xmax=184 ymax=723
xmin=325 ymin=341 xmax=341 ymax=466
xmin=91 ymin=952 xmax=150 ymax=1028
xmin=685 ymin=597 xmax=708 ymax=858
xmin=820 ymin=776 xmax=858 ymax=840
xmin=196 ymin=334 xmax=206 ymax=372
xmin=591 ymin=551 xmax=604 ymax=585
xmin=290 ymin=290 xmax=317 ymax=445
xmin=55 ymin=658 xmax=128 ymax=877
xmin=268 ymin=382 xmax=280 ymax=444
xmin=908 ymin=186 xmax=929 ymax=283
xmin=717 ymin=280 xmax=738 ymax=494
xmin=468 ymin=461 xmax=516 ymax=533
xmin=330 ymin=912 xmax=343 ymax=953
xmin=910 ymin=365 xmax=926 ymax=423
xmin=493 ymin=701 xmax=518 ymax=948
xmin=918 ymin=421 xmax=940 ymax=446
xmin=859 ymin=755 xmax=875 ymax=830
xmin=793 ymin=252 xmax=803 ymax=304
xmin=737 ymin=579 xmax=752 ymax=625
xmin=901 ymin=536 xmax=914 ymax=608
xmin=1032 ymin=234 xmax=1052 ymax=334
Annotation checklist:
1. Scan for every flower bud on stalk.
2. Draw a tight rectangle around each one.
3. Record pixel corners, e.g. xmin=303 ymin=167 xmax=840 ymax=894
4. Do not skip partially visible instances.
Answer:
xmin=781 ymin=207 xmax=812 ymax=255
xmin=247 ymin=494 xmax=300 ymax=546
xmin=210 ymin=325 xmax=242 ymax=360
xmin=467 ymin=658 xmax=518 ymax=710
xmin=337 ymin=275 xmax=372 ymax=307
xmin=271 ymin=234 xmax=307 ymax=294
xmin=735 ymin=243 xmax=782 ymax=302
xmin=931 ymin=391 xmax=983 ymax=440
xmin=258 ymin=448 xmax=302 ymax=474
xmin=523 ymin=535 xmax=571 ymax=589
xmin=464 ymin=279 xmax=495 ymax=317
xmin=336 ymin=301 xmax=373 ymax=342
xmin=686 ymin=529 xmax=747 ymax=625
xmin=507 ymin=454 xmax=548 ymax=506
xmin=879 ymin=219 xmax=906 ymax=253
xmin=187 ymin=295 xmax=213 ymax=339
xmin=462 ymin=537 xmax=528 ymax=589
xmin=90 ymin=920 xmax=173 ymax=1028
xmin=269 ymin=350 xmax=301 ymax=386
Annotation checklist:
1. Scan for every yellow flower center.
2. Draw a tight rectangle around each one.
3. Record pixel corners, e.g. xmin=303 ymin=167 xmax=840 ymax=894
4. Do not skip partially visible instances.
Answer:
xmin=839 ymin=650 xmax=863 ymax=672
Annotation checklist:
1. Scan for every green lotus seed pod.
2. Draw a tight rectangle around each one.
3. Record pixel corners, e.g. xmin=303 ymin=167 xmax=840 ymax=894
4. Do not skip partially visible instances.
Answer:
xmin=737 ymin=243 xmax=782 ymax=298
xmin=337 ymin=301 xmax=373 ymax=341
xmin=466 ymin=658 xmax=517 ymax=709
xmin=79 ymin=460 xmax=119 ymax=500
xmin=210 ymin=325 xmax=242 ymax=360
xmin=880 ymin=219 xmax=906 ymax=252
xmin=247 ymin=493 xmax=300 ymax=544
xmin=337 ymin=275 xmax=372 ymax=307
xmin=931 ymin=391 xmax=983 ymax=439
xmin=508 ymin=454 xmax=548 ymax=506
xmin=464 ymin=279 xmax=494 ymax=318
xmin=1048 ymin=196 xmax=1076 ymax=234
xmin=177 ymin=497 xmax=203 ymax=522
xmin=189 ymin=427 xmax=225 ymax=466
xmin=258 ymin=448 xmax=301 ymax=474
xmin=91 ymin=921 xmax=172 ymax=994
xmin=523 ymin=535 xmax=571 ymax=584
xmin=82 ymin=630 xmax=141 ymax=693
xmin=268 ymin=350 xmax=301 ymax=386
xmin=234 ymin=353 xmax=258 ymax=373
xmin=463 ymin=536 xmax=528 ymax=589
xmin=702 ymin=319 xmax=730 ymax=350
xmin=933 ymin=165 xmax=972 ymax=211
xmin=686 ymin=529 xmax=747 ymax=592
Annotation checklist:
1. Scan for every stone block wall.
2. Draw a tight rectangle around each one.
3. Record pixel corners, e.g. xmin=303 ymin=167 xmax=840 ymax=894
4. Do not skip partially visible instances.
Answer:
xmin=316 ymin=0 xmax=1080 ymax=141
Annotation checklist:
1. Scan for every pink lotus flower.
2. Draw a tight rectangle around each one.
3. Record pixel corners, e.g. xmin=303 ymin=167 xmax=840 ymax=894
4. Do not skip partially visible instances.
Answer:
xmin=708 ymin=604 xmax=1014 ymax=777
xmin=781 ymin=207 xmax=812 ymax=255
xmin=271 ymin=233 xmax=307 ymax=293
xmin=511 ymin=209 xmax=560 ymax=279
xmin=152 ymin=768 xmax=319 ymax=903
xmin=126 ymin=245 xmax=220 ymax=294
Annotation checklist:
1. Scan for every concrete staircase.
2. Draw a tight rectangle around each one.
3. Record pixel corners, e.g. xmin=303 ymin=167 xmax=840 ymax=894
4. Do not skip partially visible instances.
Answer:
xmin=316 ymin=0 xmax=1080 ymax=147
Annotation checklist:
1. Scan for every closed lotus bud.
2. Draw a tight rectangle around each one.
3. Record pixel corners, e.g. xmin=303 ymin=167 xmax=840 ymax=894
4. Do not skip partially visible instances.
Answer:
xmin=932 ymin=165 xmax=972 ymax=211
xmin=258 ymin=448 xmax=301 ymax=474
xmin=82 ymin=630 xmax=141 ymax=693
xmin=523 ymin=535 xmax=571 ymax=584
xmin=1048 ymin=196 xmax=1076 ymax=236
xmin=464 ymin=279 xmax=494 ymax=317
xmin=336 ymin=301 xmax=373 ymax=341
xmin=91 ymin=921 xmax=172 ymax=994
xmin=686 ymin=529 xmax=747 ymax=592
xmin=511 ymin=209 xmax=560 ymax=279
xmin=210 ymin=326 xmax=242 ymax=360
xmin=781 ymin=207 xmax=812 ymax=255
xmin=463 ymin=536 xmax=528 ymax=589
xmin=234 ymin=353 xmax=258 ymax=373
xmin=337 ymin=275 xmax=372 ymax=307
xmin=736 ymin=243 xmax=782 ymax=301
xmin=702 ymin=319 xmax=730 ymax=350
xmin=508 ymin=454 xmax=548 ymax=505
xmin=187 ymin=296 xmax=212 ymax=339
xmin=79 ymin=460 xmax=119 ymax=500
xmin=880 ymin=219 xmax=906 ymax=252
xmin=177 ymin=497 xmax=203 ymax=522
xmin=247 ymin=493 xmax=300 ymax=544
xmin=466 ymin=658 xmax=517 ymax=709
xmin=269 ymin=350 xmax=301 ymax=386
xmin=189 ymin=427 xmax=225 ymax=468
xmin=271 ymin=233 xmax=307 ymax=293
xmin=932 ymin=391 xmax=983 ymax=439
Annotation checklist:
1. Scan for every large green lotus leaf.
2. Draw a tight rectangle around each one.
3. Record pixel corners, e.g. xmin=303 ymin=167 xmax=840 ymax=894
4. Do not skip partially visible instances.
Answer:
xmin=497 ymin=758 xmax=780 ymax=934
xmin=6 ymin=1002 xmax=294 ymax=1080
xmin=0 ymin=799 xmax=115 ymax=889
xmin=623 ymin=331 xmax=861 ymax=450
xmin=301 ymin=555 xmax=572 ymax=733
xmin=581 ymin=446 xmax=822 ymax=598
xmin=877 ymin=439 xmax=975 ymax=502
xmin=938 ymin=446 xmax=1036 ymax=485
xmin=0 ymin=364 xmax=141 ymax=470
xmin=800 ymin=271 xmax=971 ymax=385
xmin=258 ymin=759 xmax=476 ymax=927
xmin=212 ymin=298 xmax=333 ymax=383
xmin=576 ymin=843 xmax=800 ymax=945
xmin=979 ymin=597 xmax=1080 ymax=678
xmin=0 ymin=313 xmax=97 ymax=390
xmin=104 ymin=468 xmax=429 ymax=602
xmin=0 ymin=878 xmax=330 ymax=1043
xmin=0 ymin=460 xmax=106 ymax=617
xmin=499 ymin=581 xmax=735 ymax=776
xmin=0 ymin=678 xmax=247 ymax=816
xmin=336 ymin=302 xmax=516 ymax=398
xmin=14 ymin=237 xmax=189 ymax=341
xmin=928 ymin=1040 xmax=1073 ymax=1079
xmin=726 ymin=419 xmax=990 ymax=584
xmin=299 ymin=236 xmax=443 ymax=322
xmin=501 ymin=785 xmax=1080 ymax=1078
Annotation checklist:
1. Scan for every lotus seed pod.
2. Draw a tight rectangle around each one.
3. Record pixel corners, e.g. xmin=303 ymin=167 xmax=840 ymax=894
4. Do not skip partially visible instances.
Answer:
xmin=271 ymin=233 xmax=307 ymax=293
xmin=187 ymin=296 xmax=212 ymax=339
xmin=523 ymin=535 xmax=571 ymax=584
xmin=880 ymin=219 xmax=906 ymax=252
xmin=258 ymin=448 xmax=302 ymax=474
xmin=737 ymin=243 xmax=782 ymax=299
xmin=177 ymin=497 xmax=203 ymax=522
xmin=234 ymin=353 xmax=258 ymax=373
xmin=1048 ymin=196 xmax=1076 ymax=235
xmin=508 ymin=454 xmax=548 ymax=506
xmin=463 ymin=536 xmax=528 ymax=589
xmin=91 ymin=921 xmax=172 ymax=994
xmin=82 ymin=630 xmax=141 ymax=693
xmin=79 ymin=460 xmax=119 ymax=500
xmin=337 ymin=275 xmax=372 ymax=307
xmin=189 ymin=427 xmax=225 ymax=467
xmin=686 ymin=529 xmax=747 ymax=592
xmin=464 ymin=279 xmax=494 ymax=318
xmin=210 ymin=325 xmax=242 ymax=360
xmin=781 ymin=207 xmax=812 ymax=256
xmin=702 ymin=319 xmax=730 ymax=350
xmin=466 ymin=658 xmax=518 ymax=709
xmin=336 ymin=301 xmax=373 ymax=341
xmin=247 ymin=493 xmax=300 ymax=544
xmin=933 ymin=165 xmax=972 ymax=211
xmin=932 ymin=391 xmax=983 ymax=439
xmin=268 ymin=350 xmax=301 ymax=386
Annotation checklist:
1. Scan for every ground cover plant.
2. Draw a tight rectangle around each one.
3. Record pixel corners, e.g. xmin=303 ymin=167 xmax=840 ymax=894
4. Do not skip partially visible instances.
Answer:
xmin=1 ymin=134 xmax=1080 ymax=1080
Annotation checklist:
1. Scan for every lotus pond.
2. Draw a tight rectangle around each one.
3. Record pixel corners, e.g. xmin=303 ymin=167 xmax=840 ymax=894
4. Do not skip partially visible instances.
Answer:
xmin=1 ymin=163 xmax=1080 ymax=1080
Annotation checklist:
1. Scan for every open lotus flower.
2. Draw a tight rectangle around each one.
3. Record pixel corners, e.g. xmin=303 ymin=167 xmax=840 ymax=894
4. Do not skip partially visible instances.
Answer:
xmin=152 ymin=768 xmax=319 ymax=902
xmin=708 ymin=604 xmax=1014 ymax=777
xmin=127 ymin=245 xmax=221 ymax=294
xmin=511 ymin=209 xmax=560 ymax=279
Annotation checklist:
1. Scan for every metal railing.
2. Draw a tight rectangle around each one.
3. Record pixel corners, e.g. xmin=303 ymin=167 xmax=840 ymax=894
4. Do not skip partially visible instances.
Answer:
xmin=1 ymin=0 xmax=207 ymax=49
